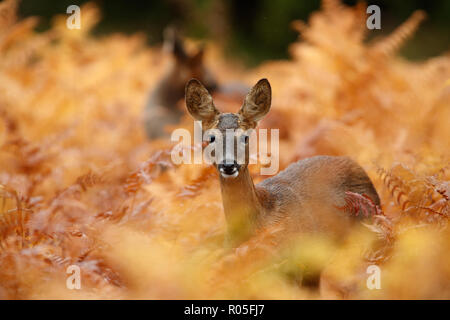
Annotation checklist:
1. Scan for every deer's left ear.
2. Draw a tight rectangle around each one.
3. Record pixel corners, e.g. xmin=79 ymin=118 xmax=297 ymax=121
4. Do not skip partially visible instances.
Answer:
xmin=185 ymin=79 xmax=220 ymax=128
xmin=238 ymin=78 xmax=271 ymax=129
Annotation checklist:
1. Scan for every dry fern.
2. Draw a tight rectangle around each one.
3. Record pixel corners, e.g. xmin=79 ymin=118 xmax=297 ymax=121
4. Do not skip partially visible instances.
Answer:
xmin=0 ymin=0 xmax=449 ymax=299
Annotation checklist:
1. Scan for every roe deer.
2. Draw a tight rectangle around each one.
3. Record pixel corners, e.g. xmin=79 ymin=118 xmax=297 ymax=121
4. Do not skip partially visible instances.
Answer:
xmin=184 ymin=78 xmax=380 ymax=249
xmin=144 ymin=28 xmax=218 ymax=139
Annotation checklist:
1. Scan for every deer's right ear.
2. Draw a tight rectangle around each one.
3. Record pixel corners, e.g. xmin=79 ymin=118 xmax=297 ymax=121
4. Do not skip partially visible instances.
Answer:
xmin=185 ymin=79 xmax=220 ymax=127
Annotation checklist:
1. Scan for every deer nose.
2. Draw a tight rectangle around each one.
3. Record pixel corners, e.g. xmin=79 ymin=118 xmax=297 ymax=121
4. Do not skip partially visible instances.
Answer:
xmin=218 ymin=161 xmax=240 ymax=176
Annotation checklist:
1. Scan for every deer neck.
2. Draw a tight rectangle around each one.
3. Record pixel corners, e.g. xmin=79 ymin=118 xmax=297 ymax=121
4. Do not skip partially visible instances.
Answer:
xmin=219 ymin=167 xmax=262 ymax=247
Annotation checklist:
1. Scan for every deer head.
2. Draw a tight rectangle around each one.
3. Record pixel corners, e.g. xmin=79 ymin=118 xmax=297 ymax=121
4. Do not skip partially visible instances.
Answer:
xmin=185 ymin=78 xmax=271 ymax=178
xmin=164 ymin=28 xmax=218 ymax=94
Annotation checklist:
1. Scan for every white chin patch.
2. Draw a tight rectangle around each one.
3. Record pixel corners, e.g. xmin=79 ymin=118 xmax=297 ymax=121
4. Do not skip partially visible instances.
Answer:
xmin=220 ymin=171 xmax=239 ymax=179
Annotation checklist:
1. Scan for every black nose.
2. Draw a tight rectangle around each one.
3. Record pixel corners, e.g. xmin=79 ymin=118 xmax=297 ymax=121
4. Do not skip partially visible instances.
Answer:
xmin=218 ymin=161 xmax=240 ymax=174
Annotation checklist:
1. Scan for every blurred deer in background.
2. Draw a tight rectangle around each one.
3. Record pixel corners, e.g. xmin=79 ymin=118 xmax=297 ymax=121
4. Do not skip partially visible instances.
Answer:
xmin=144 ymin=28 xmax=218 ymax=139
xmin=185 ymin=78 xmax=380 ymax=289
xmin=144 ymin=28 xmax=249 ymax=139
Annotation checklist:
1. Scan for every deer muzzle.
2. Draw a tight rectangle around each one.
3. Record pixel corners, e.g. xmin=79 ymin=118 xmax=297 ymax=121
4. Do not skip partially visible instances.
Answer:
xmin=218 ymin=161 xmax=240 ymax=178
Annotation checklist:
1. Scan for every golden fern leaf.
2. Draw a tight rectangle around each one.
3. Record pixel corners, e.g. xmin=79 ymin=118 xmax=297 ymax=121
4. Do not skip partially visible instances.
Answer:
xmin=371 ymin=10 xmax=426 ymax=57
xmin=321 ymin=0 xmax=346 ymax=16
xmin=0 ymin=185 xmax=33 ymax=251
xmin=377 ymin=166 xmax=413 ymax=211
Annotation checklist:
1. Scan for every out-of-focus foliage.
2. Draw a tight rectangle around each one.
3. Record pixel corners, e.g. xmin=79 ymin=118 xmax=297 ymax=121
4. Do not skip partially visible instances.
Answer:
xmin=19 ymin=0 xmax=450 ymax=66
xmin=0 ymin=0 xmax=449 ymax=299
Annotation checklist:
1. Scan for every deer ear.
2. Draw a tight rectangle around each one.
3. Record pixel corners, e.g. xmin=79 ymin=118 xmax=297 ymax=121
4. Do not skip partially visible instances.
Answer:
xmin=164 ymin=26 xmax=188 ymax=61
xmin=185 ymin=79 xmax=220 ymax=127
xmin=238 ymin=78 xmax=271 ymax=128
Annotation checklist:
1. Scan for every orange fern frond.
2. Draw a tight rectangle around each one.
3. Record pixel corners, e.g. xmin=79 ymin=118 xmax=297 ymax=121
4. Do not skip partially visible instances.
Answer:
xmin=377 ymin=166 xmax=412 ymax=211
xmin=371 ymin=10 xmax=426 ymax=57
xmin=75 ymin=171 xmax=105 ymax=192
xmin=177 ymin=165 xmax=217 ymax=199
xmin=124 ymin=149 xmax=174 ymax=196
xmin=321 ymin=0 xmax=346 ymax=16
xmin=363 ymin=214 xmax=395 ymax=263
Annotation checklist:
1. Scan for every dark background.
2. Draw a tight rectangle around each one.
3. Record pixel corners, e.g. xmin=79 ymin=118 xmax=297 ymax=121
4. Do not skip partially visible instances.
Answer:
xmin=19 ymin=0 xmax=450 ymax=67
